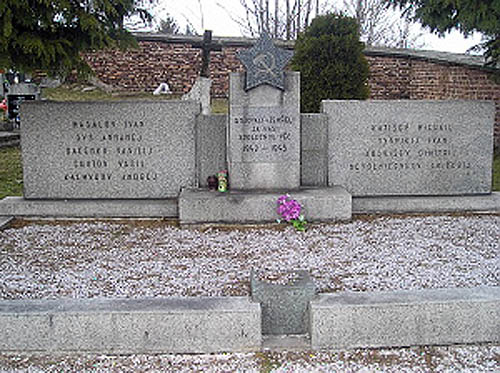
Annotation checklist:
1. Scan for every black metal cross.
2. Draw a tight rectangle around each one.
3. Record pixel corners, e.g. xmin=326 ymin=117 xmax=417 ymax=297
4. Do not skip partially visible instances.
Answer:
xmin=191 ymin=30 xmax=222 ymax=78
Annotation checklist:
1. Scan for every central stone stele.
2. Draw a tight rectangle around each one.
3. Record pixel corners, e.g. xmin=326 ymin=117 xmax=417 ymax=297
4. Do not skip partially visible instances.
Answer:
xmin=229 ymin=33 xmax=300 ymax=190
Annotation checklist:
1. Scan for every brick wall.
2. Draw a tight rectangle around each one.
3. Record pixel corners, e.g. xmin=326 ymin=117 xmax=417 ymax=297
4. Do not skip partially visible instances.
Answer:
xmin=85 ymin=42 xmax=202 ymax=94
xmin=83 ymin=39 xmax=500 ymax=147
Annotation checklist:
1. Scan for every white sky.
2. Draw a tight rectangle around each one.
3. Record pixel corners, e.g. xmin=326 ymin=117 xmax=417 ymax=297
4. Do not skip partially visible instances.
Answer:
xmin=155 ymin=0 xmax=483 ymax=54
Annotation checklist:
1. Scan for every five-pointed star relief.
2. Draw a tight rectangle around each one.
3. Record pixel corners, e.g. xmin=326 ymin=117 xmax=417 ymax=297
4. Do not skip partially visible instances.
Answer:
xmin=236 ymin=32 xmax=294 ymax=91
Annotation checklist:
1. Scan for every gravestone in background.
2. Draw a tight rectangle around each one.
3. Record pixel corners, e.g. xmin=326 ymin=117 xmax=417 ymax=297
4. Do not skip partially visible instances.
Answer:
xmin=228 ymin=33 xmax=300 ymax=190
xmin=22 ymin=101 xmax=200 ymax=199
xmin=323 ymin=100 xmax=495 ymax=196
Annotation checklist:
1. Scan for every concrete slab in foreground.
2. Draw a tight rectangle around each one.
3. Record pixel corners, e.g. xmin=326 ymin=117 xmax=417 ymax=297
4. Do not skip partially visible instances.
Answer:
xmin=0 ymin=297 xmax=261 ymax=353
xmin=310 ymin=286 xmax=500 ymax=350
xmin=179 ymin=187 xmax=352 ymax=224
xmin=0 ymin=197 xmax=178 ymax=218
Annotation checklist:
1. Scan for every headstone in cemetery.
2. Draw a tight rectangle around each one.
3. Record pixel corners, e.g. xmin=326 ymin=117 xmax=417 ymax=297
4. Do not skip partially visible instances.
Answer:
xmin=182 ymin=76 xmax=211 ymax=115
xmin=323 ymin=100 xmax=495 ymax=196
xmin=229 ymin=33 xmax=300 ymax=190
xmin=7 ymin=83 xmax=40 ymax=124
xmin=2 ymin=31 xmax=497 ymax=222
xmin=21 ymin=100 xmax=200 ymax=199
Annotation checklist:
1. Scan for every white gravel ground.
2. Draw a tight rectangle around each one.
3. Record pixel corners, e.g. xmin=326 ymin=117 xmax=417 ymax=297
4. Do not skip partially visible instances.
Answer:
xmin=1 ymin=214 xmax=498 ymax=299
xmin=0 ymin=214 xmax=499 ymax=372
xmin=0 ymin=344 xmax=499 ymax=372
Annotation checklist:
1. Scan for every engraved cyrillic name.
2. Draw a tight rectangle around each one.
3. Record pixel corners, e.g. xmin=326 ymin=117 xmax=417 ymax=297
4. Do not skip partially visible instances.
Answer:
xmin=230 ymin=107 xmax=299 ymax=163
xmin=345 ymin=121 xmax=472 ymax=172
xmin=64 ymin=120 xmax=157 ymax=183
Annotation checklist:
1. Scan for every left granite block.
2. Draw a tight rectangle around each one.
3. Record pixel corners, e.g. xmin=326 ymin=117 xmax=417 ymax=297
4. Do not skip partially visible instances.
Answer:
xmin=0 ymin=297 xmax=261 ymax=353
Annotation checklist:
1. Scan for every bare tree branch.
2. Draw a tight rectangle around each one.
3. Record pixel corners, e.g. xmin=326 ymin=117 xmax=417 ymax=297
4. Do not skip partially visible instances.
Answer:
xmin=224 ymin=0 xmax=327 ymax=40
xmin=334 ymin=0 xmax=424 ymax=48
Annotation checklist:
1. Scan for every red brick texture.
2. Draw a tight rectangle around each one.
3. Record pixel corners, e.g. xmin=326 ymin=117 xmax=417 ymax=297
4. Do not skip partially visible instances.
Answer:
xmin=83 ymin=41 xmax=500 ymax=147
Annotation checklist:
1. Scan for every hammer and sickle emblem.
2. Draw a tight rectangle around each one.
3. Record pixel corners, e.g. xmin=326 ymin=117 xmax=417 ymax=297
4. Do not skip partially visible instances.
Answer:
xmin=253 ymin=52 xmax=277 ymax=78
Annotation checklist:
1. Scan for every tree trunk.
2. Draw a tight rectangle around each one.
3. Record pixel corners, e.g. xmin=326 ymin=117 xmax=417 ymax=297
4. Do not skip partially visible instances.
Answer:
xmin=274 ymin=0 xmax=279 ymax=37
xmin=297 ymin=0 xmax=301 ymax=35
xmin=265 ymin=0 xmax=270 ymax=33
xmin=286 ymin=0 xmax=291 ymax=39
xmin=304 ymin=0 xmax=312 ymax=29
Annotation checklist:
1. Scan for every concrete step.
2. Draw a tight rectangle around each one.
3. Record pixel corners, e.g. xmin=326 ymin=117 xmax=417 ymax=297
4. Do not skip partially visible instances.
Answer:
xmin=179 ymin=187 xmax=352 ymax=224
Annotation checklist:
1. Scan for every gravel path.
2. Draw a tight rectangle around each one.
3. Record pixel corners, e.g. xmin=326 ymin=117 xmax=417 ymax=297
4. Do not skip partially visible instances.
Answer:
xmin=1 ymin=214 xmax=498 ymax=299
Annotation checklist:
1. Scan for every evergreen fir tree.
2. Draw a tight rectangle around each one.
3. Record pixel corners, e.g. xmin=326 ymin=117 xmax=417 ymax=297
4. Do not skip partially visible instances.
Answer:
xmin=388 ymin=0 xmax=500 ymax=67
xmin=0 ymin=0 xmax=152 ymax=76
xmin=291 ymin=13 xmax=370 ymax=113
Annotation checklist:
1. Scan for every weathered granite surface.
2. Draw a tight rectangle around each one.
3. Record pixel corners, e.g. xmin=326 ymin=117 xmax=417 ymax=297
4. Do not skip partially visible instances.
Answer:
xmin=323 ymin=100 xmax=494 ymax=196
xmin=182 ymin=76 xmax=211 ymax=115
xmin=228 ymin=72 xmax=301 ymax=190
xmin=22 ymin=100 xmax=200 ymax=199
xmin=301 ymin=113 xmax=328 ymax=187
xmin=251 ymin=270 xmax=316 ymax=335
xmin=310 ymin=286 xmax=500 ymax=349
xmin=0 ymin=297 xmax=261 ymax=353
xmin=0 ymin=197 xmax=178 ymax=218
xmin=179 ymin=187 xmax=352 ymax=224
xmin=352 ymin=192 xmax=500 ymax=214
xmin=197 ymin=114 xmax=227 ymax=187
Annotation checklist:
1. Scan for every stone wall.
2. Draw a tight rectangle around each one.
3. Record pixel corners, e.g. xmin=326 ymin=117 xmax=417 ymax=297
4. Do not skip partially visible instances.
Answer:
xmin=83 ymin=35 xmax=500 ymax=146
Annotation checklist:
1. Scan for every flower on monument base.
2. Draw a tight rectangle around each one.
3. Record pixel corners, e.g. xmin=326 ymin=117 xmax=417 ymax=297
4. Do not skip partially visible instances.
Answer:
xmin=276 ymin=194 xmax=307 ymax=231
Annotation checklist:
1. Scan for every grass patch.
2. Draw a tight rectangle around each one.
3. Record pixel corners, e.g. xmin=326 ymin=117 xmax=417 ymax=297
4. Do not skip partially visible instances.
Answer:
xmin=211 ymin=98 xmax=228 ymax=113
xmin=493 ymin=150 xmax=500 ymax=191
xmin=43 ymin=85 xmax=229 ymax=113
xmin=0 ymin=146 xmax=23 ymax=199
xmin=43 ymin=85 xmax=181 ymax=102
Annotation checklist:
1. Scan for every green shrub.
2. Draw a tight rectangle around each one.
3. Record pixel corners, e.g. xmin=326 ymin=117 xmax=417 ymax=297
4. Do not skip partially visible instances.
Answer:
xmin=291 ymin=13 xmax=370 ymax=113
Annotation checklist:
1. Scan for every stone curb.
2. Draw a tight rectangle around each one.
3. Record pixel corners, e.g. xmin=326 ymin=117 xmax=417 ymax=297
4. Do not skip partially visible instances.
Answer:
xmin=0 ymin=297 xmax=261 ymax=354
xmin=1 ymin=287 xmax=498 ymax=353
xmin=311 ymin=286 xmax=500 ymax=350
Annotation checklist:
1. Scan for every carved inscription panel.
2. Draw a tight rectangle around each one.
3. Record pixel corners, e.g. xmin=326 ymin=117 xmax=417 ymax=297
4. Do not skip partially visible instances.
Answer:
xmin=324 ymin=100 xmax=494 ymax=196
xmin=22 ymin=101 xmax=199 ymax=199
xmin=229 ymin=106 xmax=300 ymax=163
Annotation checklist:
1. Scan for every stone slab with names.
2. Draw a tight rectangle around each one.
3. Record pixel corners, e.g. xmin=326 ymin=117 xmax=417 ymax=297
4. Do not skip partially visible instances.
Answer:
xmin=323 ymin=100 xmax=494 ymax=196
xmin=230 ymin=33 xmax=299 ymax=190
xmin=229 ymin=72 xmax=301 ymax=190
xmin=22 ymin=100 xmax=200 ymax=199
